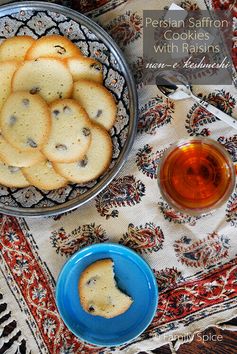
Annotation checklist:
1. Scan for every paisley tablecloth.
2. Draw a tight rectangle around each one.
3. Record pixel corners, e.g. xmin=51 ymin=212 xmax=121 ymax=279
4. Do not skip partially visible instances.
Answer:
xmin=1 ymin=0 xmax=237 ymax=353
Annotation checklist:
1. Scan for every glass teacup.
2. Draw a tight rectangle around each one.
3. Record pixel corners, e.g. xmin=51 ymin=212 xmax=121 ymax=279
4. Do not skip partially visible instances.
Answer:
xmin=157 ymin=138 xmax=236 ymax=216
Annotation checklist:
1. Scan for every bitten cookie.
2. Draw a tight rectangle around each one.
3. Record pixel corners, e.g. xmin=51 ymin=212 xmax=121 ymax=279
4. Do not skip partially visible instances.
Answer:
xmin=0 ymin=163 xmax=30 ymax=188
xmin=66 ymin=56 xmax=103 ymax=83
xmin=0 ymin=134 xmax=45 ymax=167
xmin=78 ymin=259 xmax=133 ymax=319
xmin=0 ymin=91 xmax=50 ymax=152
xmin=22 ymin=160 xmax=67 ymax=190
xmin=54 ymin=124 xmax=112 ymax=183
xmin=73 ymin=80 xmax=116 ymax=130
xmin=0 ymin=36 xmax=35 ymax=61
xmin=43 ymin=99 xmax=92 ymax=163
xmin=12 ymin=58 xmax=73 ymax=103
xmin=0 ymin=60 xmax=20 ymax=111
xmin=25 ymin=34 xmax=81 ymax=60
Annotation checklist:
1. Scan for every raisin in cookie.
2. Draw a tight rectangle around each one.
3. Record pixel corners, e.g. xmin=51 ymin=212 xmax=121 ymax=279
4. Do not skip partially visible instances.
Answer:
xmin=73 ymin=80 xmax=116 ymax=130
xmin=0 ymin=91 xmax=50 ymax=152
xmin=0 ymin=163 xmax=30 ymax=188
xmin=0 ymin=133 xmax=44 ymax=167
xmin=43 ymin=99 xmax=92 ymax=163
xmin=25 ymin=34 xmax=81 ymax=60
xmin=0 ymin=60 xmax=20 ymax=111
xmin=12 ymin=58 xmax=73 ymax=103
xmin=54 ymin=124 xmax=112 ymax=183
xmin=22 ymin=160 xmax=67 ymax=190
xmin=0 ymin=36 xmax=35 ymax=61
xmin=78 ymin=259 xmax=133 ymax=319
xmin=66 ymin=56 xmax=103 ymax=83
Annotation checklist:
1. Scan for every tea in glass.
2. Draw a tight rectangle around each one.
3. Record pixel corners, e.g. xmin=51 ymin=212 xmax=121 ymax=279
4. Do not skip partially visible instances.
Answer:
xmin=158 ymin=138 xmax=235 ymax=215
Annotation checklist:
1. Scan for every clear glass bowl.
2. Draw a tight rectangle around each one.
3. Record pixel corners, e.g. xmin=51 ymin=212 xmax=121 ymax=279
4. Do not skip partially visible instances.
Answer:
xmin=157 ymin=138 xmax=236 ymax=216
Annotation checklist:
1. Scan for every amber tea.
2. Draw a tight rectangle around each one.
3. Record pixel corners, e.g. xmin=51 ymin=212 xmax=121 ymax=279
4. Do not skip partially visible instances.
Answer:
xmin=158 ymin=139 xmax=235 ymax=215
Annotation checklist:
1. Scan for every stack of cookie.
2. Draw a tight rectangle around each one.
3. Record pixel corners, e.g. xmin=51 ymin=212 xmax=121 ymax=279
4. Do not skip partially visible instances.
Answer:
xmin=0 ymin=35 xmax=116 ymax=190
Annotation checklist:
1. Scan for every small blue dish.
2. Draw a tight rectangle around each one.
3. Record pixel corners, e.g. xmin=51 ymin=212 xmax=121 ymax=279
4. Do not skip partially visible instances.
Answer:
xmin=56 ymin=243 xmax=158 ymax=347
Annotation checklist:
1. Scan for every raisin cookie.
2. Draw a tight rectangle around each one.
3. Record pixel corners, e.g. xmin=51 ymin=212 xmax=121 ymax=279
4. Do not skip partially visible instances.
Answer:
xmin=12 ymin=58 xmax=73 ymax=103
xmin=0 ymin=163 xmax=30 ymax=188
xmin=0 ymin=60 xmax=20 ymax=111
xmin=78 ymin=259 xmax=133 ymax=319
xmin=73 ymin=80 xmax=116 ymax=130
xmin=0 ymin=133 xmax=45 ymax=167
xmin=0 ymin=36 xmax=35 ymax=61
xmin=25 ymin=34 xmax=81 ymax=60
xmin=22 ymin=160 xmax=67 ymax=190
xmin=54 ymin=124 xmax=112 ymax=183
xmin=0 ymin=91 xmax=50 ymax=151
xmin=43 ymin=99 xmax=92 ymax=163
xmin=66 ymin=56 xmax=103 ymax=83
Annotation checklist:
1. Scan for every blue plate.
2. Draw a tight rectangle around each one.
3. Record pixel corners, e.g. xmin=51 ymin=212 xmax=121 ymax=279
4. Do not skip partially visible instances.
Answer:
xmin=56 ymin=243 xmax=158 ymax=347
